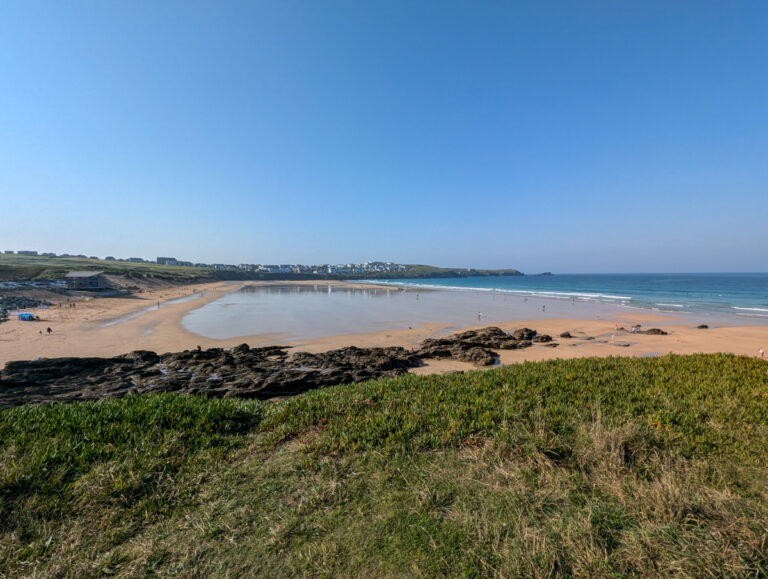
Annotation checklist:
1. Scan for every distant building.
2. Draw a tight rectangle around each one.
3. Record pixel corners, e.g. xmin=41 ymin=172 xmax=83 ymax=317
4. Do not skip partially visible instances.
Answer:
xmin=17 ymin=250 xmax=38 ymax=256
xmin=64 ymin=271 xmax=107 ymax=290
xmin=157 ymin=257 xmax=178 ymax=265
xmin=127 ymin=257 xmax=144 ymax=263
xmin=4 ymin=250 xmax=14 ymax=254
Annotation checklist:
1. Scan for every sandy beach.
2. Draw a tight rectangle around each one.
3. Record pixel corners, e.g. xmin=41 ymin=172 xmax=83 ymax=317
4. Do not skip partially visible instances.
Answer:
xmin=2 ymin=280 xmax=767 ymax=373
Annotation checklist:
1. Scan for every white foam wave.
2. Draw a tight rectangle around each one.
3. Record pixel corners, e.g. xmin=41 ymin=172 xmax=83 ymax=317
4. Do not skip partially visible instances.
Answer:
xmin=365 ymin=281 xmax=632 ymax=301
xmin=656 ymin=303 xmax=684 ymax=308
xmin=732 ymin=306 xmax=768 ymax=313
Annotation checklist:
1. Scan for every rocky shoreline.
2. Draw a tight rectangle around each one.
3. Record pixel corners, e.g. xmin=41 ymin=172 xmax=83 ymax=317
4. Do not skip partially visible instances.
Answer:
xmin=0 ymin=326 xmax=568 ymax=408
xmin=0 ymin=325 xmax=674 ymax=408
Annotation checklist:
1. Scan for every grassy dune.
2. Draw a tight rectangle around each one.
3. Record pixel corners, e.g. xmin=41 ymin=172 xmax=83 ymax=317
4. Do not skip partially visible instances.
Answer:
xmin=2 ymin=354 xmax=768 ymax=576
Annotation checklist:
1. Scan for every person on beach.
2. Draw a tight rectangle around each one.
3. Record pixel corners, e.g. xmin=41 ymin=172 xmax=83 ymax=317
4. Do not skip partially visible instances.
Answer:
xmin=46 ymin=327 xmax=52 ymax=335
xmin=542 ymin=305 xmax=546 ymax=312
xmin=760 ymin=347 xmax=765 ymax=359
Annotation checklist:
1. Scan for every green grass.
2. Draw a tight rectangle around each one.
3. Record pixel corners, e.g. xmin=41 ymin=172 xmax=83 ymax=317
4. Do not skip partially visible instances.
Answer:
xmin=2 ymin=354 xmax=768 ymax=576
xmin=0 ymin=254 xmax=209 ymax=282
xmin=0 ymin=253 xmax=522 ymax=282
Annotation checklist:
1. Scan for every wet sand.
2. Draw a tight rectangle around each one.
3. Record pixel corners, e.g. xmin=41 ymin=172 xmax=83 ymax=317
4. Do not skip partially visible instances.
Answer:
xmin=1 ymin=280 xmax=767 ymax=373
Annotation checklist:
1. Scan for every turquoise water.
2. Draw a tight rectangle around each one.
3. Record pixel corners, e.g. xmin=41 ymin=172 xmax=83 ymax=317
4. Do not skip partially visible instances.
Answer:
xmin=373 ymin=274 xmax=768 ymax=320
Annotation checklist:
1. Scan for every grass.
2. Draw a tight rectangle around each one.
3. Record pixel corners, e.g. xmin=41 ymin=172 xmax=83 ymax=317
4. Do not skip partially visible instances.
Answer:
xmin=0 ymin=253 xmax=522 ymax=283
xmin=1 ymin=354 xmax=768 ymax=576
xmin=0 ymin=254 xmax=208 ymax=282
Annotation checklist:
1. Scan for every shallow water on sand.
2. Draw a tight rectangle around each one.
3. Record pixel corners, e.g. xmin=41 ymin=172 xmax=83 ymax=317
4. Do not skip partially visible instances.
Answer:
xmin=181 ymin=283 xmax=690 ymax=342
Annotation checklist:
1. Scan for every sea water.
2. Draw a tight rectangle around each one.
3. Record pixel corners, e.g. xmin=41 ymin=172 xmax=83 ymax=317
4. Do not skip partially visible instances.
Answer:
xmin=181 ymin=274 xmax=768 ymax=341
xmin=374 ymin=273 xmax=768 ymax=319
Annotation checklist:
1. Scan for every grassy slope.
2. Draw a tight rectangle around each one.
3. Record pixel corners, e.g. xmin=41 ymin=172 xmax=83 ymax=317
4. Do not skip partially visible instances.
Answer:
xmin=1 ymin=354 xmax=768 ymax=576
xmin=0 ymin=255 xmax=207 ymax=282
xmin=0 ymin=254 xmax=522 ymax=283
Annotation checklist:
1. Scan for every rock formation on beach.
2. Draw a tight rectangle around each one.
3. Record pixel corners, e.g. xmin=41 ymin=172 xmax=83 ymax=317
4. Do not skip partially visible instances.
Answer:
xmin=0 ymin=344 xmax=422 ymax=408
xmin=0 ymin=324 xmax=672 ymax=408
xmin=418 ymin=327 xmax=537 ymax=365
xmin=0 ymin=326 xmax=556 ymax=408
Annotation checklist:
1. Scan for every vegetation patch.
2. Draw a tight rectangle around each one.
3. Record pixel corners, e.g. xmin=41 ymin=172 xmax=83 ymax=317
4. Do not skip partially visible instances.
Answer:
xmin=1 ymin=354 xmax=767 ymax=575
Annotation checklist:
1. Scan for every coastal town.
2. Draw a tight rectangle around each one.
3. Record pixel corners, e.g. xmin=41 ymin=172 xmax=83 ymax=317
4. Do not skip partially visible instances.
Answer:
xmin=3 ymin=250 xmax=409 ymax=275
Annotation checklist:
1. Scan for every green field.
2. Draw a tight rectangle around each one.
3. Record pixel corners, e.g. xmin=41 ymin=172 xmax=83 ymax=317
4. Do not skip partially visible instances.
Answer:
xmin=2 ymin=354 xmax=768 ymax=576
xmin=0 ymin=254 xmax=523 ymax=283
xmin=0 ymin=254 xmax=208 ymax=283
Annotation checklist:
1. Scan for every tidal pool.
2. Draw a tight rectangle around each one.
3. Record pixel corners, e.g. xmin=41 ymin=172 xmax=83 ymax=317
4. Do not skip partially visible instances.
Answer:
xmin=180 ymin=283 xmax=644 ymax=342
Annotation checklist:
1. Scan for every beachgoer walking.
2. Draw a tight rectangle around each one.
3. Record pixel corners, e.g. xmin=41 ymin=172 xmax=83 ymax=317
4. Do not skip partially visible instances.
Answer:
xmin=46 ymin=327 xmax=52 ymax=335
xmin=760 ymin=347 xmax=765 ymax=359
xmin=542 ymin=305 xmax=546 ymax=312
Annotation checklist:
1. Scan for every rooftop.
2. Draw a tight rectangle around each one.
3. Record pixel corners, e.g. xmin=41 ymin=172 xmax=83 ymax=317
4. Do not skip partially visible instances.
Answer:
xmin=64 ymin=271 xmax=104 ymax=278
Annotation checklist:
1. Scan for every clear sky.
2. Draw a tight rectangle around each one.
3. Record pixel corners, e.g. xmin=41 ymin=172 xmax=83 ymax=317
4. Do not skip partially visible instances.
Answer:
xmin=1 ymin=1 xmax=766 ymax=273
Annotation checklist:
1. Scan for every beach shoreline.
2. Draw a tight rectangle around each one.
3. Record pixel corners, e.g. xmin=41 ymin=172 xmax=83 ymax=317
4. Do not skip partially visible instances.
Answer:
xmin=1 ymin=280 xmax=767 ymax=371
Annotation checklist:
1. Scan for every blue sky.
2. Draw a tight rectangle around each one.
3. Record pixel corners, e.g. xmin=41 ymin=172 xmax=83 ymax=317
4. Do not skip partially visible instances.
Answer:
xmin=1 ymin=1 xmax=766 ymax=273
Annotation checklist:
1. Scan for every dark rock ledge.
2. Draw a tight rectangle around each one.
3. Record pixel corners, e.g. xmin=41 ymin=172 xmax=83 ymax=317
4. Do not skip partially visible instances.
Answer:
xmin=0 ymin=326 xmax=558 ymax=408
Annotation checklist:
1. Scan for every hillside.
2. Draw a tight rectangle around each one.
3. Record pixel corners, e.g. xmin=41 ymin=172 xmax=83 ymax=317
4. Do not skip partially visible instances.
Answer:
xmin=0 ymin=254 xmax=522 ymax=283
xmin=1 ymin=354 xmax=767 ymax=576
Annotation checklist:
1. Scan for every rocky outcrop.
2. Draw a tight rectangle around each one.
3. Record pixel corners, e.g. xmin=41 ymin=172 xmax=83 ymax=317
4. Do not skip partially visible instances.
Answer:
xmin=0 ymin=344 xmax=421 ymax=408
xmin=559 ymin=331 xmax=573 ymax=339
xmin=418 ymin=326 xmax=540 ymax=366
xmin=512 ymin=328 xmax=537 ymax=341
xmin=0 ymin=327 xmax=558 ymax=408
xmin=639 ymin=328 xmax=668 ymax=335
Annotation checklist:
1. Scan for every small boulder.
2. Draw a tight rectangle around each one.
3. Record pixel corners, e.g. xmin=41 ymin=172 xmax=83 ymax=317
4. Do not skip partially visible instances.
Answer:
xmin=641 ymin=328 xmax=668 ymax=335
xmin=512 ymin=328 xmax=537 ymax=340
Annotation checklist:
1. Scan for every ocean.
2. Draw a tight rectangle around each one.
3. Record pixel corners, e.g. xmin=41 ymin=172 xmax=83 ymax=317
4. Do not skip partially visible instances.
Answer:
xmin=180 ymin=274 xmax=768 ymax=341
xmin=373 ymin=273 xmax=768 ymax=320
